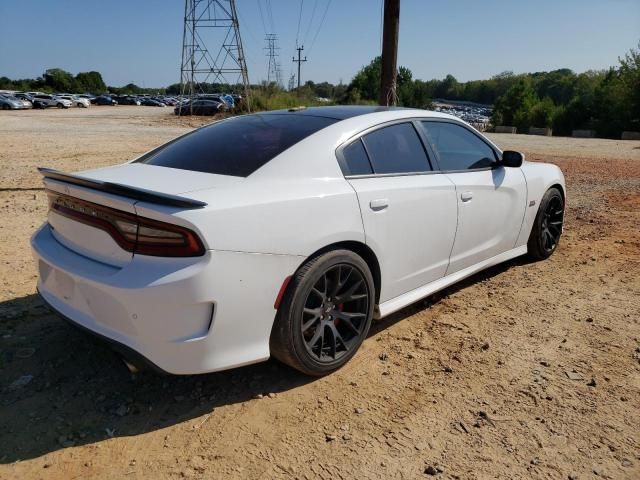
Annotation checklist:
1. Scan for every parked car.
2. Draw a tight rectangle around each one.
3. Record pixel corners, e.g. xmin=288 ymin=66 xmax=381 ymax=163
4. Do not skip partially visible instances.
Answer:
xmin=222 ymin=94 xmax=235 ymax=108
xmin=174 ymin=99 xmax=225 ymax=115
xmin=78 ymin=94 xmax=97 ymax=104
xmin=94 ymin=95 xmax=117 ymax=106
xmin=150 ymin=96 xmax=169 ymax=105
xmin=196 ymin=95 xmax=230 ymax=109
xmin=31 ymin=106 xmax=565 ymax=376
xmin=114 ymin=96 xmax=141 ymax=106
xmin=140 ymin=98 xmax=166 ymax=107
xmin=161 ymin=97 xmax=178 ymax=106
xmin=14 ymin=92 xmax=35 ymax=103
xmin=57 ymin=95 xmax=90 ymax=108
xmin=0 ymin=94 xmax=32 ymax=109
xmin=32 ymin=94 xmax=73 ymax=109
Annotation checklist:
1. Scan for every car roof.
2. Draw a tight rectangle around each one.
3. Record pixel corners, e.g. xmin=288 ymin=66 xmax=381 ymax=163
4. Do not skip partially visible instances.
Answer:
xmin=260 ymin=105 xmax=408 ymax=121
xmin=248 ymin=106 xmax=477 ymax=180
xmin=257 ymin=105 xmax=462 ymax=124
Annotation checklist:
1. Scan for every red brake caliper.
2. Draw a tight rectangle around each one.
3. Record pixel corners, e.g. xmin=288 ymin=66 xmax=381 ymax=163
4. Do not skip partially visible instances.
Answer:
xmin=334 ymin=304 xmax=344 ymax=326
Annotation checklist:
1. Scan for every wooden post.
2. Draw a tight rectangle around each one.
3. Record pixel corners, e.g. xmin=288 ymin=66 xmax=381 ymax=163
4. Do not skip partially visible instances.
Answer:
xmin=379 ymin=0 xmax=400 ymax=106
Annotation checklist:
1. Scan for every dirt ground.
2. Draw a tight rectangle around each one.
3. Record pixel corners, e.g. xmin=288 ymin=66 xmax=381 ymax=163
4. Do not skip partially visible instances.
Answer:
xmin=0 ymin=106 xmax=639 ymax=480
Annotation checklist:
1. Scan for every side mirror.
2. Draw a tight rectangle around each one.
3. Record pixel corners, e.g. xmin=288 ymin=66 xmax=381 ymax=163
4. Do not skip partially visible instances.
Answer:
xmin=501 ymin=150 xmax=524 ymax=168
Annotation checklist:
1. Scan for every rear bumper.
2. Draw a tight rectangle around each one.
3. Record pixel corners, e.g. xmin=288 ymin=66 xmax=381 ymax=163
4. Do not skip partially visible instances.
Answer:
xmin=38 ymin=290 xmax=169 ymax=374
xmin=31 ymin=224 xmax=302 ymax=374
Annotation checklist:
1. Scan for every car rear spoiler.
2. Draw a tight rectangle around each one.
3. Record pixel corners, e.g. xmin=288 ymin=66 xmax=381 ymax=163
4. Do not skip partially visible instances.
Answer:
xmin=38 ymin=167 xmax=208 ymax=209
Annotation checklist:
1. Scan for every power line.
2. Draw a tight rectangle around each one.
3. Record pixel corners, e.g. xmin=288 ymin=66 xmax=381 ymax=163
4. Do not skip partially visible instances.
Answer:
xmin=307 ymin=0 xmax=331 ymax=55
xmin=236 ymin=2 xmax=260 ymax=52
xmin=302 ymin=0 xmax=318 ymax=46
xmin=265 ymin=0 xmax=275 ymax=33
xmin=257 ymin=0 xmax=267 ymax=35
xmin=295 ymin=0 xmax=304 ymax=47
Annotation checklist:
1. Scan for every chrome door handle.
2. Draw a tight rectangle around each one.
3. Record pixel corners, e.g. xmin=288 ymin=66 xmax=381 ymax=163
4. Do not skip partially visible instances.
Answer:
xmin=460 ymin=191 xmax=473 ymax=202
xmin=369 ymin=199 xmax=389 ymax=211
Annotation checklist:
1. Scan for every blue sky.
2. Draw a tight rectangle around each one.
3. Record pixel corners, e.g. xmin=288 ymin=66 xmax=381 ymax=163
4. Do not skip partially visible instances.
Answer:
xmin=1 ymin=0 xmax=638 ymax=87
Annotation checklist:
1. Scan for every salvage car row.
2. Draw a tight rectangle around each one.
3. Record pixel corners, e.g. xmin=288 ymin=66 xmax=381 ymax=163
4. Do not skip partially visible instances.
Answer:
xmin=0 ymin=91 xmax=242 ymax=115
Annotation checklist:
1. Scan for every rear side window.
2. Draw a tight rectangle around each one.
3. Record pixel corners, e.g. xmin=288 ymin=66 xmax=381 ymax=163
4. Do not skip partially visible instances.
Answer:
xmin=362 ymin=123 xmax=431 ymax=174
xmin=341 ymin=139 xmax=373 ymax=175
xmin=136 ymin=114 xmax=337 ymax=177
xmin=420 ymin=122 xmax=496 ymax=171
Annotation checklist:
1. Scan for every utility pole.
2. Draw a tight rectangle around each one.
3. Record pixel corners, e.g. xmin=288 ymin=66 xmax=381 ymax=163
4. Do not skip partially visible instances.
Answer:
xmin=292 ymin=46 xmax=307 ymax=92
xmin=379 ymin=0 xmax=400 ymax=106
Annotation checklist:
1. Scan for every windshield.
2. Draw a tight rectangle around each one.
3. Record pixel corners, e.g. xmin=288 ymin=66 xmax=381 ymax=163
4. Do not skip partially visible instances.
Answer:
xmin=135 ymin=113 xmax=337 ymax=177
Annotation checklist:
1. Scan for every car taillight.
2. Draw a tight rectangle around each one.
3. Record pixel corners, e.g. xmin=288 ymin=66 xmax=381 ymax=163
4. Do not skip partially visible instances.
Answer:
xmin=134 ymin=216 xmax=205 ymax=256
xmin=47 ymin=191 xmax=205 ymax=257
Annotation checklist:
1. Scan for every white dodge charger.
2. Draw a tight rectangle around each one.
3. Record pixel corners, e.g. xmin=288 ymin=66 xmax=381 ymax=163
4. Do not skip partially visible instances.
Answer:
xmin=32 ymin=106 xmax=565 ymax=376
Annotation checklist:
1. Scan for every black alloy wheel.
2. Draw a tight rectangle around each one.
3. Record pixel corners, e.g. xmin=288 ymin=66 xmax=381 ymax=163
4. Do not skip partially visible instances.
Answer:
xmin=301 ymin=264 xmax=370 ymax=363
xmin=270 ymin=250 xmax=375 ymax=376
xmin=540 ymin=194 xmax=563 ymax=253
xmin=528 ymin=187 xmax=564 ymax=260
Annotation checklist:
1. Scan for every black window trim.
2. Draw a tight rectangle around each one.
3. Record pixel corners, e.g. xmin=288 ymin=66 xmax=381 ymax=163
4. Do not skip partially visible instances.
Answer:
xmin=336 ymin=117 xmax=503 ymax=178
xmin=417 ymin=118 xmax=501 ymax=174
xmin=336 ymin=119 xmax=436 ymax=178
xmin=341 ymin=137 xmax=375 ymax=176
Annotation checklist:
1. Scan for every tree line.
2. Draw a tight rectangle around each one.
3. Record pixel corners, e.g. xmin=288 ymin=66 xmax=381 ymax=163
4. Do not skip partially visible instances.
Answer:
xmin=0 ymin=69 xmax=166 ymax=96
xmin=341 ymin=43 xmax=639 ymax=138
xmin=2 ymin=42 xmax=637 ymax=138
xmin=1 ymin=69 xmax=108 ymax=95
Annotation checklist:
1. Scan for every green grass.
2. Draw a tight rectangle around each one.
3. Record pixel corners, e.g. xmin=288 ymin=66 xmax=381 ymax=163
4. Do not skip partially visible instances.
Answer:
xmin=245 ymin=88 xmax=333 ymax=112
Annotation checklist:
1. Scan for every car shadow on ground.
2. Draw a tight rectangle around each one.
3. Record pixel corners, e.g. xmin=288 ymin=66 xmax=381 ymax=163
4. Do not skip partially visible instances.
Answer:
xmin=370 ymin=256 xmax=532 ymax=336
xmin=0 ymin=256 xmax=530 ymax=463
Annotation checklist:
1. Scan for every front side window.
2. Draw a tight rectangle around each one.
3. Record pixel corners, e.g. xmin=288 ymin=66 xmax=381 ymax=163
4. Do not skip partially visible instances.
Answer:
xmin=136 ymin=113 xmax=337 ymax=177
xmin=362 ymin=123 xmax=431 ymax=174
xmin=420 ymin=122 xmax=496 ymax=171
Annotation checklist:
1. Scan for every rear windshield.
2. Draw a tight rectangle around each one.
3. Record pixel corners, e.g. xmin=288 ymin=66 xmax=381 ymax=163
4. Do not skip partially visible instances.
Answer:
xmin=135 ymin=113 xmax=337 ymax=177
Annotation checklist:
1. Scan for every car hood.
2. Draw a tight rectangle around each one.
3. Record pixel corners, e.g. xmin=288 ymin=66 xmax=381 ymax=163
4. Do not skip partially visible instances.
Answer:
xmin=78 ymin=163 xmax=244 ymax=195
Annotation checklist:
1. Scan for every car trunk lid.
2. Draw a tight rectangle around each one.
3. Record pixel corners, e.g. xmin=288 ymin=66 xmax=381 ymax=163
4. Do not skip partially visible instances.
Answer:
xmin=41 ymin=164 xmax=230 ymax=266
xmin=77 ymin=163 xmax=244 ymax=195
xmin=44 ymin=179 xmax=139 ymax=267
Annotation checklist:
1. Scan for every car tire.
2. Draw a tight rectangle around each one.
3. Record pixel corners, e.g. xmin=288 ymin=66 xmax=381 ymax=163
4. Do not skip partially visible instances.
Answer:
xmin=57 ymin=103 xmax=64 ymax=109
xmin=270 ymin=249 xmax=375 ymax=376
xmin=527 ymin=187 xmax=564 ymax=261
xmin=1 ymin=104 xmax=9 ymax=110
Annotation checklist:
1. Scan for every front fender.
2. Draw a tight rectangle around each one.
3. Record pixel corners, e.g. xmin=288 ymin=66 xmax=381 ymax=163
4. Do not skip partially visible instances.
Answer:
xmin=515 ymin=161 xmax=566 ymax=247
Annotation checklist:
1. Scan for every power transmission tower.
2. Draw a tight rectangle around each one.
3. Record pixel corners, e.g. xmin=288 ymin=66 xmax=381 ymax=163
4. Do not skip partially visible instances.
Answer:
xmin=179 ymin=0 xmax=251 ymax=112
xmin=292 ymin=45 xmax=307 ymax=92
xmin=264 ymin=33 xmax=282 ymax=86
xmin=379 ymin=0 xmax=400 ymax=106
